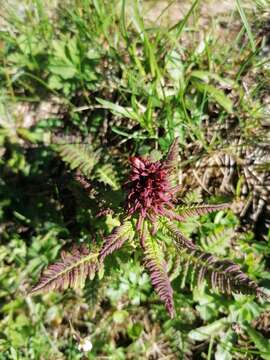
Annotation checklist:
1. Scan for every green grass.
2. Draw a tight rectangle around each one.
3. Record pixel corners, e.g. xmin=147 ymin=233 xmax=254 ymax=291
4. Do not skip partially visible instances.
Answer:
xmin=0 ymin=0 xmax=270 ymax=359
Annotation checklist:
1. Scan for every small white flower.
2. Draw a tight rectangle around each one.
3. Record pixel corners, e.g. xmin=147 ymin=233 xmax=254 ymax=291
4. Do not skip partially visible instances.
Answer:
xmin=78 ymin=337 xmax=93 ymax=353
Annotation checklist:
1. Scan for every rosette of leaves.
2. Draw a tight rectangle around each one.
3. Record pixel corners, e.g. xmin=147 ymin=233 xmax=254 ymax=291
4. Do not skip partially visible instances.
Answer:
xmin=30 ymin=138 xmax=267 ymax=318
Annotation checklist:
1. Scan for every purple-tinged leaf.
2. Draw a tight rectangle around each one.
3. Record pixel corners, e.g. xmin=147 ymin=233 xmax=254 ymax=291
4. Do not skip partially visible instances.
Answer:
xmin=176 ymin=203 xmax=230 ymax=220
xmin=178 ymin=247 xmax=266 ymax=298
xmin=74 ymin=172 xmax=92 ymax=194
xmin=144 ymin=228 xmax=174 ymax=318
xmin=30 ymin=246 xmax=98 ymax=295
xmin=163 ymin=137 xmax=179 ymax=174
xmin=165 ymin=222 xmax=196 ymax=250
xmin=99 ymin=221 xmax=134 ymax=262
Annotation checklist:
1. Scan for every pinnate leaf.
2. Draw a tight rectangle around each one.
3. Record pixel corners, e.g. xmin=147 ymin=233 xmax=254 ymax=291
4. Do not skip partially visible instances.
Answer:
xmin=177 ymin=247 xmax=264 ymax=297
xmin=176 ymin=203 xmax=230 ymax=220
xmin=30 ymin=246 xmax=98 ymax=295
xmin=163 ymin=136 xmax=179 ymax=175
xmin=57 ymin=144 xmax=97 ymax=177
xmin=99 ymin=221 xmax=134 ymax=262
xmin=144 ymin=225 xmax=174 ymax=317
xmin=165 ymin=221 xmax=196 ymax=250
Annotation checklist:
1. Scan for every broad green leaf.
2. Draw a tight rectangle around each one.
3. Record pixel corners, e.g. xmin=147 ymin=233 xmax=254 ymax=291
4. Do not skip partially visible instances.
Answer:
xmin=48 ymin=74 xmax=63 ymax=89
xmin=49 ymin=63 xmax=77 ymax=79
xmin=66 ymin=37 xmax=80 ymax=65
xmin=96 ymin=98 xmax=139 ymax=121
xmin=189 ymin=318 xmax=228 ymax=341
xmin=215 ymin=329 xmax=234 ymax=360
xmin=192 ymin=81 xmax=233 ymax=113
xmin=191 ymin=70 xmax=235 ymax=87
xmin=166 ymin=50 xmax=184 ymax=89
xmin=244 ymin=324 xmax=270 ymax=360
xmin=113 ymin=310 xmax=129 ymax=324
xmin=127 ymin=323 xmax=143 ymax=340
xmin=52 ymin=40 xmax=69 ymax=61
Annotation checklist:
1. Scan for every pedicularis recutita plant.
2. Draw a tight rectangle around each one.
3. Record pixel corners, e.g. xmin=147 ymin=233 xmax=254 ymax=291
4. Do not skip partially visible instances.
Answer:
xmin=30 ymin=138 xmax=266 ymax=317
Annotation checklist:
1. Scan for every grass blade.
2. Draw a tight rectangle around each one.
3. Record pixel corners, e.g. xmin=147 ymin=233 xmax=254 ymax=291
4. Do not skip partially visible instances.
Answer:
xmin=236 ymin=0 xmax=256 ymax=52
xmin=169 ymin=0 xmax=200 ymax=37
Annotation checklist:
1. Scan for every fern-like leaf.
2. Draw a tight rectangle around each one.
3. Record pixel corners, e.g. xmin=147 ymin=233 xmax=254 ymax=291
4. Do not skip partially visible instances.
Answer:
xmin=176 ymin=203 xmax=230 ymax=220
xmin=163 ymin=137 xmax=179 ymax=185
xmin=177 ymin=247 xmax=263 ymax=297
xmin=30 ymin=246 xmax=98 ymax=295
xmin=200 ymin=227 xmax=233 ymax=255
xmin=96 ymin=164 xmax=119 ymax=190
xmin=57 ymin=144 xmax=97 ymax=177
xmin=144 ymin=225 xmax=174 ymax=317
xmin=165 ymin=222 xmax=197 ymax=250
xmin=74 ymin=173 xmax=92 ymax=194
xmin=99 ymin=221 xmax=134 ymax=262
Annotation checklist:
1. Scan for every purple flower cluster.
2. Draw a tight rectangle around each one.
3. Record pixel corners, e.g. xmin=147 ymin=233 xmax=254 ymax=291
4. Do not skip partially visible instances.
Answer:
xmin=126 ymin=156 xmax=179 ymax=240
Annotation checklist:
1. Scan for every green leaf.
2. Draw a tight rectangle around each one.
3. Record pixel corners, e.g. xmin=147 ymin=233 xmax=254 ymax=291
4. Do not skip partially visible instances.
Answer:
xmin=127 ymin=323 xmax=143 ymax=340
xmin=48 ymin=74 xmax=63 ymax=89
xmin=96 ymin=164 xmax=119 ymax=190
xmin=96 ymin=98 xmax=139 ymax=121
xmin=57 ymin=144 xmax=97 ymax=177
xmin=52 ymin=39 xmax=69 ymax=61
xmin=66 ymin=37 xmax=80 ymax=65
xmin=215 ymin=329 xmax=234 ymax=360
xmin=113 ymin=310 xmax=129 ymax=324
xmin=166 ymin=50 xmax=184 ymax=89
xmin=189 ymin=318 xmax=228 ymax=341
xmin=244 ymin=324 xmax=270 ymax=360
xmin=190 ymin=70 xmax=235 ymax=87
xmin=192 ymin=80 xmax=233 ymax=113
xmin=49 ymin=63 xmax=77 ymax=79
